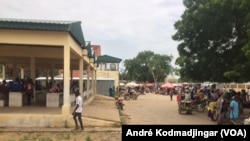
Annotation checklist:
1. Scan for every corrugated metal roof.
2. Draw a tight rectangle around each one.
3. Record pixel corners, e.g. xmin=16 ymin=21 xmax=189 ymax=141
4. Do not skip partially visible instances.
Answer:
xmin=96 ymin=55 xmax=122 ymax=63
xmin=85 ymin=41 xmax=93 ymax=58
xmin=0 ymin=18 xmax=86 ymax=48
xmin=0 ymin=18 xmax=76 ymax=24
xmin=92 ymin=52 xmax=96 ymax=63
xmin=84 ymin=41 xmax=96 ymax=63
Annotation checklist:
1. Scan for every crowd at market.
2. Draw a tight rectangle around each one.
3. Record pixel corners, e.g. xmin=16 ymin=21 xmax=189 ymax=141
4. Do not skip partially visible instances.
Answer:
xmin=174 ymin=84 xmax=250 ymax=125
xmin=118 ymin=82 xmax=250 ymax=125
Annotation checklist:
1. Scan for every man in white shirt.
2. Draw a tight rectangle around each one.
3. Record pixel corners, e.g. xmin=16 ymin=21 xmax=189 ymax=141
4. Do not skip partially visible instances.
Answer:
xmin=72 ymin=90 xmax=83 ymax=130
xmin=184 ymin=90 xmax=191 ymax=101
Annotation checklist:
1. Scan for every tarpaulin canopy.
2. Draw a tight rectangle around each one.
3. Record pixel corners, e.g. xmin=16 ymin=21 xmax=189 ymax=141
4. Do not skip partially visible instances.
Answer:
xmin=161 ymin=83 xmax=174 ymax=89
xmin=119 ymin=83 xmax=125 ymax=86
xmin=126 ymin=82 xmax=138 ymax=87
xmin=146 ymin=83 xmax=154 ymax=87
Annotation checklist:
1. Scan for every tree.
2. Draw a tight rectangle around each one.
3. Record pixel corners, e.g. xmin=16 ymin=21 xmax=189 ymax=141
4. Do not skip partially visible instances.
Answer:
xmin=123 ymin=51 xmax=173 ymax=83
xmin=135 ymin=51 xmax=154 ymax=82
xmin=123 ymin=58 xmax=140 ymax=81
xmin=119 ymin=68 xmax=127 ymax=81
xmin=173 ymin=0 xmax=250 ymax=82
xmin=148 ymin=54 xmax=172 ymax=83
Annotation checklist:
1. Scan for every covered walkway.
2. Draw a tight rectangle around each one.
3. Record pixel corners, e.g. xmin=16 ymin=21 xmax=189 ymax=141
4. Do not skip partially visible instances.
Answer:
xmin=0 ymin=18 xmax=97 ymax=128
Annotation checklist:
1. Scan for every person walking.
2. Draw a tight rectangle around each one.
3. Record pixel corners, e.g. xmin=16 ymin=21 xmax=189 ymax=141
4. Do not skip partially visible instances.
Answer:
xmin=72 ymin=90 xmax=84 ymax=131
xmin=207 ymin=99 xmax=217 ymax=121
xmin=0 ymin=80 xmax=9 ymax=106
xmin=230 ymin=96 xmax=239 ymax=121
xmin=247 ymin=87 xmax=250 ymax=102
xmin=109 ymin=86 xmax=113 ymax=97
xmin=169 ymin=89 xmax=174 ymax=101
xmin=216 ymin=94 xmax=228 ymax=125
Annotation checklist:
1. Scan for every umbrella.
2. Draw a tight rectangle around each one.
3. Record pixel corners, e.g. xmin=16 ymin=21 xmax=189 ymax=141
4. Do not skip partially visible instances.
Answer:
xmin=119 ymin=83 xmax=125 ymax=86
xmin=173 ymin=83 xmax=182 ymax=87
xmin=161 ymin=83 xmax=174 ymax=89
xmin=126 ymin=82 xmax=138 ymax=87
xmin=146 ymin=83 xmax=154 ymax=87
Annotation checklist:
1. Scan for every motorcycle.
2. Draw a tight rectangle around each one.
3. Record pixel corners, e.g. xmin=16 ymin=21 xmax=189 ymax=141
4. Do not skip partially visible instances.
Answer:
xmin=192 ymin=97 xmax=206 ymax=112
xmin=124 ymin=92 xmax=140 ymax=100
xmin=115 ymin=96 xmax=124 ymax=110
xmin=178 ymin=100 xmax=193 ymax=114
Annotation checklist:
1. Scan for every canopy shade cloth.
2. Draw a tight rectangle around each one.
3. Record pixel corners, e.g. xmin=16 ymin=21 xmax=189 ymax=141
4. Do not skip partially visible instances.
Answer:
xmin=172 ymin=83 xmax=183 ymax=87
xmin=146 ymin=83 xmax=154 ymax=87
xmin=119 ymin=83 xmax=125 ymax=86
xmin=161 ymin=83 xmax=174 ymax=89
xmin=126 ymin=82 xmax=138 ymax=87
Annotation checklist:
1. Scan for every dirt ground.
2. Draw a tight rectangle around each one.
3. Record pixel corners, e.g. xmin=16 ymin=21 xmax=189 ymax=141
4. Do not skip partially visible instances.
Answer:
xmin=0 ymin=130 xmax=121 ymax=141
xmin=1 ymin=93 xmax=249 ymax=141
xmin=0 ymin=94 xmax=122 ymax=141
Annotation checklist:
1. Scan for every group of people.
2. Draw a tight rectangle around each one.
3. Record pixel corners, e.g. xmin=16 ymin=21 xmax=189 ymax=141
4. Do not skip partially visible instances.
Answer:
xmin=213 ymin=88 xmax=246 ymax=124
xmin=0 ymin=78 xmax=35 ymax=106
xmin=207 ymin=88 xmax=244 ymax=125
xmin=175 ymin=84 xmax=246 ymax=125
xmin=118 ymin=85 xmax=144 ymax=96
xmin=0 ymin=78 xmax=84 ymax=130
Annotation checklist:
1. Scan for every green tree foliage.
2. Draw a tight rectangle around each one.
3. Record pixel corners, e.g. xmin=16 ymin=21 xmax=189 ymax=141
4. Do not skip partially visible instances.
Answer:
xmin=123 ymin=51 xmax=173 ymax=83
xmin=173 ymin=0 xmax=250 ymax=82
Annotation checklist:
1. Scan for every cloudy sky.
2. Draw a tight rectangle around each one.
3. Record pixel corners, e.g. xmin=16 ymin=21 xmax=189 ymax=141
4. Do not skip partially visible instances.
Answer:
xmin=0 ymin=0 xmax=185 ymax=68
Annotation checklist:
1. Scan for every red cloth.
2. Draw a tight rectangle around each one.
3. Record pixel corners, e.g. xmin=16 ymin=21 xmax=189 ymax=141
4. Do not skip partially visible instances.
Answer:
xmin=49 ymin=85 xmax=59 ymax=93
xmin=177 ymin=93 xmax=181 ymax=103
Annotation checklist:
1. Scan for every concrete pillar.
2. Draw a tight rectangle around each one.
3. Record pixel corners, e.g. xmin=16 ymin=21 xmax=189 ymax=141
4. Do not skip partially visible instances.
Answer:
xmin=79 ymin=58 xmax=83 ymax=95
xmin=20 ymin=67 xmax=24 ymax=79
xmin=30 ymin=57 xmax=35 ymax=80
xmin=30 ymin=57 xmax=36 ymax=103
xmin=93 ymin=68 xmax=96 ymax=95
xmin=46 ymin=69 xmax=49 ymax=88
xmin=91 ymin=67 xmax=94 ymax=96
xmin=13 ymin=59 xmax=17 ymax=79
xmin=50 ymin=65 xmax=54 ymax=85
xmin=62 ymin=45 xmax=71 ymax=116
xmin=70 ymin=69 xmax=73 ymax=92
xmin=86 ymin=65 xmax=90 ymax=96
xmin=2 ymin=64 xmax=5 ymax=80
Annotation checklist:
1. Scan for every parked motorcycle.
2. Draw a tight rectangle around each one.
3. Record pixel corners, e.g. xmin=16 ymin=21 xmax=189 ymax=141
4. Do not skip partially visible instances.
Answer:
xmin=192 ymin=98 xmax=206 ymax=112
xmin=115 ymin=96 xmax=124 ymax=110
xmin=124 ymin=92 xmax=140 ymax=100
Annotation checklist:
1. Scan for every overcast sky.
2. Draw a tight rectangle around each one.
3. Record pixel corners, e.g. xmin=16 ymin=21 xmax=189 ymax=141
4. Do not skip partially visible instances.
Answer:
xmin=0 ymin=0 xmax=185 ymax=68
